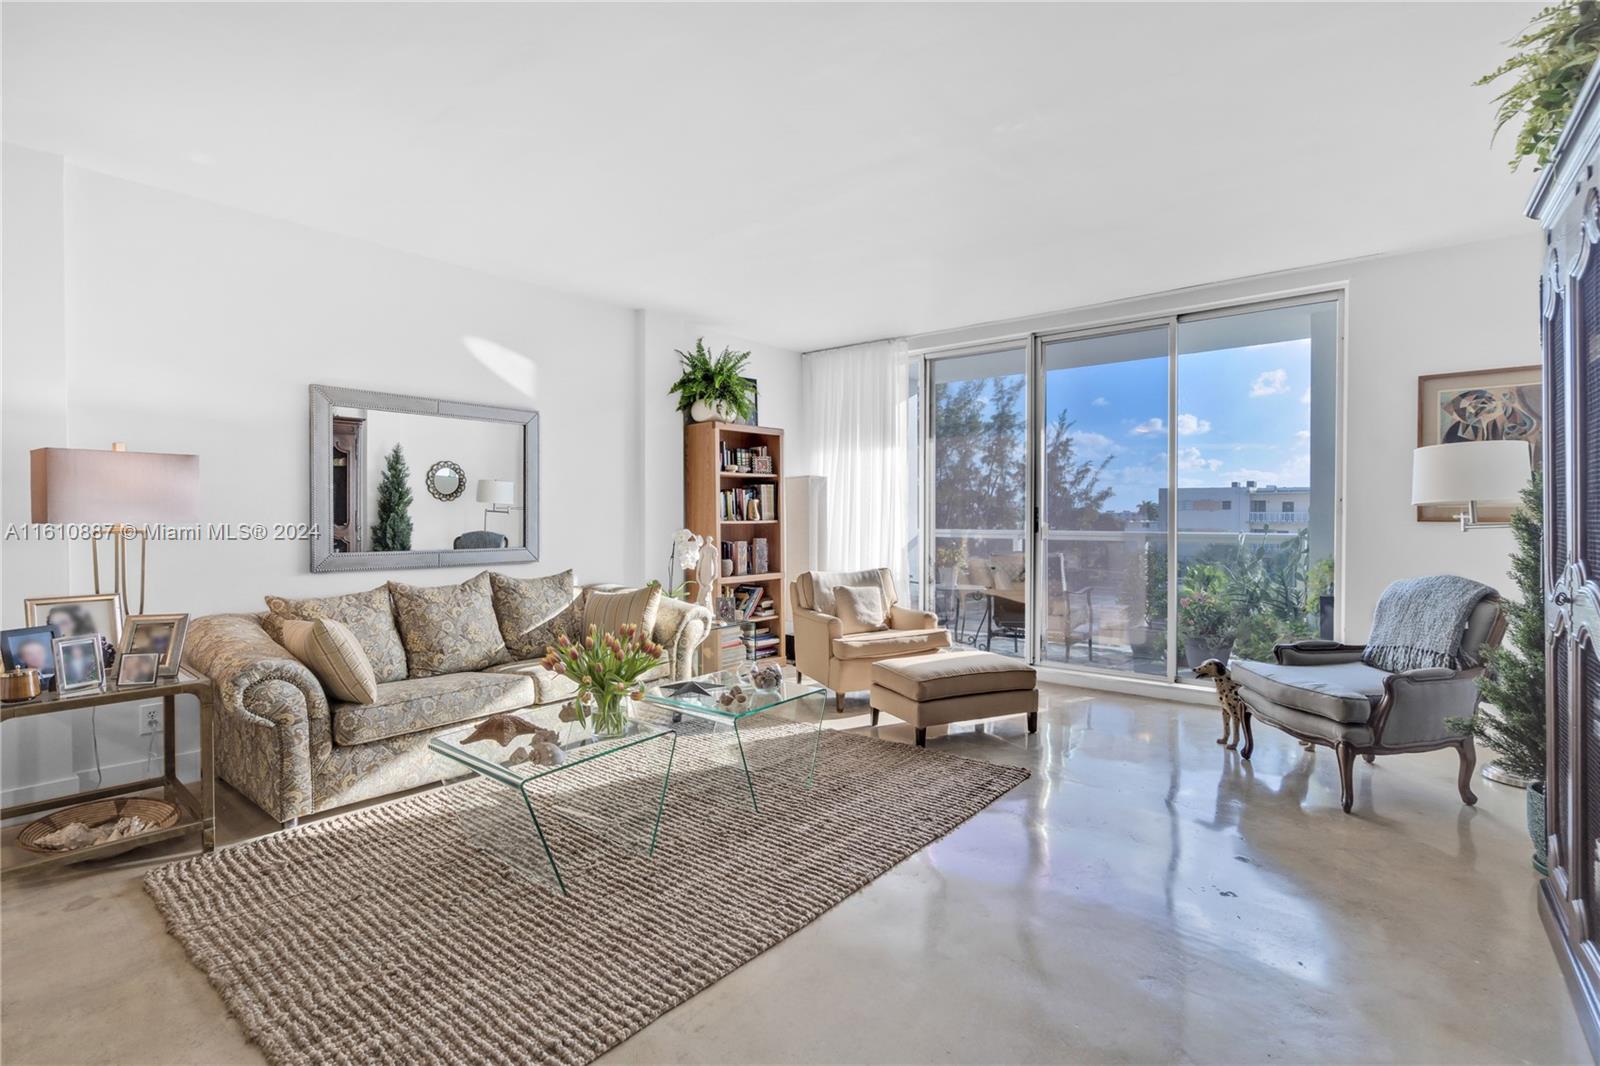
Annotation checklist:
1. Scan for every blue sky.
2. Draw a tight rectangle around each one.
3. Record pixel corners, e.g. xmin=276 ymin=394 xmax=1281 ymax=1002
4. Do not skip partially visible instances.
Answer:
xmin=1046 ymin=340 xmax=1313 ymax=510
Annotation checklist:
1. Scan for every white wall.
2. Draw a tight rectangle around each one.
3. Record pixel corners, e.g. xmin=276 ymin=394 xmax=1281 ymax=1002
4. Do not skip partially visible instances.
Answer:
xmin=0 ymin=148 xmax=803 ymax=803
xmin=908 ymin=231 xmax=1544 ymax=640
xmin=636 ymin=311 xmax=804 ymax=588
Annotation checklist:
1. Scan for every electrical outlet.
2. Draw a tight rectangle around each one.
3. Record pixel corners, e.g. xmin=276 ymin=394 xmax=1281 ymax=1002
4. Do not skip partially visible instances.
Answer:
xmin=139 ymin=703 xmax=162 ymax=736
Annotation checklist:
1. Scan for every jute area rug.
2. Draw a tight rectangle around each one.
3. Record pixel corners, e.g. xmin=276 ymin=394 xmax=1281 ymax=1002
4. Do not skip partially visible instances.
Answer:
xmin=145 ymin=726 xmax=1029 ymax=1066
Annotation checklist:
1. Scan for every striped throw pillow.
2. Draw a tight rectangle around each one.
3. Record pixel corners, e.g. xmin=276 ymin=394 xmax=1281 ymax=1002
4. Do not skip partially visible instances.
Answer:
xmin=581 ymin=585 xmax=662 ymax=643
xmin=279 ymin=618 xmax=380 ymax=705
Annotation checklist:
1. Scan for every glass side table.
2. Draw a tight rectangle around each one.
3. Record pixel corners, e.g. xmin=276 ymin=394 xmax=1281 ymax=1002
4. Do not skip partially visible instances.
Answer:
xmin=639 ymin=671 xmax=826 ymax=813
xmin=429 ymin=708 xmax=676 ymax=897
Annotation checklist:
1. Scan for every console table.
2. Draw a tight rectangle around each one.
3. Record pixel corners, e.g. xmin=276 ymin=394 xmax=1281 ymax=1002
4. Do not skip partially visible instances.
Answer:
xmin=1 ymin=668 xmax=215 ymax=877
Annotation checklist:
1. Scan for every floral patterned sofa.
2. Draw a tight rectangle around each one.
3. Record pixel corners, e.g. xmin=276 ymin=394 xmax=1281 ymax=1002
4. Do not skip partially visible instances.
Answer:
xmin=182 ymin=573 xmax=711 ymax=827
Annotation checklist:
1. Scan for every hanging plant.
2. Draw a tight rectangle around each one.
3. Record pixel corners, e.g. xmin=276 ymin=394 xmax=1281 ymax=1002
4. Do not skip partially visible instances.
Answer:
xmin=1478 ymin=1 xmax=1600 ymax=170
xmin=669 ymin=339 xmax=756 ymax=422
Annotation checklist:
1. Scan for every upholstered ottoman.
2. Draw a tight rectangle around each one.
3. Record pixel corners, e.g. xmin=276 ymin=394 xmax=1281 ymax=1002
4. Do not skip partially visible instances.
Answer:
xmin=870 ymin=650 xmax=1038 ymax=746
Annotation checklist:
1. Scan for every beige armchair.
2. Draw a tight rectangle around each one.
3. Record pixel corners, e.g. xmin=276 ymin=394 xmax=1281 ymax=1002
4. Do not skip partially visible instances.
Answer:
xmin=791 ymin=567 xmax=952 ymax=710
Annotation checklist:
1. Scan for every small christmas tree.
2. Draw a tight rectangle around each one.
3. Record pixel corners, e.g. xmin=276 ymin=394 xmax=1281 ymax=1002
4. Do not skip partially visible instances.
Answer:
xmin=1459 ymin=469 xmax=1544 ymax=781
xmin=371 ymin=444 xmax=413 ymax=552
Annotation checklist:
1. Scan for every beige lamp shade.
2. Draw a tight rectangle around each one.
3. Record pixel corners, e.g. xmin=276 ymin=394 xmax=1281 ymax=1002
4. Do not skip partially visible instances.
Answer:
xmin=31 ymin=446 xmax=200 ymax=524
xmin=476 ymin=478 xmax=515 ymax=505
xmin=1411 ymin=440 xmax=1531 ymax=507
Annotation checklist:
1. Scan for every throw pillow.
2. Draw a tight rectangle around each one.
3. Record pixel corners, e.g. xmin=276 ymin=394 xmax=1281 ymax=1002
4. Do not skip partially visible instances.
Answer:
xmin=278 ymin=618 xmax=379 ymax=705
xmin=835 ymin=584 xmax=890 ymax=635
xmin=582 ymin=584 xmax=663 ymax=644
xmin=387 ymin=572 xmax=511 ymax=678
xmin=490 ymin=569 xmax=580 ymax=660
xmin=264 ymin=585 xmax=408 ymax=683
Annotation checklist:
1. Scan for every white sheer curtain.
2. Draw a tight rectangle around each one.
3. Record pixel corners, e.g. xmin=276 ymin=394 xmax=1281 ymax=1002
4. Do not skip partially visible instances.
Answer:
xmin=801 ymin=338 xmax=913 ymax=596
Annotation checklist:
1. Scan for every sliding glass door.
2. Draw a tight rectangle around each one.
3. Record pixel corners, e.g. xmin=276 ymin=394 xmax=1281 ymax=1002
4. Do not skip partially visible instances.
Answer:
xmin=928 ymin=346 xmax=1029 ymax=659
xmin=1038 ymin=326 xmax=1170 ymax=676
xmin=918 ymin=293 xmax=1338 ymax=684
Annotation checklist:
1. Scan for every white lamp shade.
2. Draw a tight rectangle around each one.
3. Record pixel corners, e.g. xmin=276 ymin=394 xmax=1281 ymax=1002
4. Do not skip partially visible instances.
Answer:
xmin=31 ymin=447 xmax=200 ymax=524
xmin=1411 ymin=440 xmax=1531 ymax=506
xmin=476 ymin=479 xmax=514 ymax=505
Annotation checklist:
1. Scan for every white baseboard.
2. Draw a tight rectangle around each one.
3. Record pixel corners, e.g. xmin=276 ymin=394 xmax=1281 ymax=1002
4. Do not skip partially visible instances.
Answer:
xmin=1 ymin=748 xmax=201 ymax=812
xmin=1035 ymin=664 xmax=1215 ymax=706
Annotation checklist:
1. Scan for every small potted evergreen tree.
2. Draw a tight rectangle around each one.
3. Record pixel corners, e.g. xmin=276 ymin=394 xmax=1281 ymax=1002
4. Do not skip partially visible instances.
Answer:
xmin=1455 ymin=471 xmax=1546 ymax=872
xmin=371 ymin=443 xmax=414 ymax=552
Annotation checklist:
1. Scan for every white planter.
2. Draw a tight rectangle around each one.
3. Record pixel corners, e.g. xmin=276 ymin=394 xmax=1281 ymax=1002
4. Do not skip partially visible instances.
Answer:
xmin=689 ymin=399 xmax=733 ymax=422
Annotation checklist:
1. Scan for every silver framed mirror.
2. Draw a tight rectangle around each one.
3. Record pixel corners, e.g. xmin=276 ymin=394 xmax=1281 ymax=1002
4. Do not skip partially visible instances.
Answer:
xmin=426 ymin=460 xmax=465 ymax=501
xmin=309 ymin=384 xmax=538 ymax=572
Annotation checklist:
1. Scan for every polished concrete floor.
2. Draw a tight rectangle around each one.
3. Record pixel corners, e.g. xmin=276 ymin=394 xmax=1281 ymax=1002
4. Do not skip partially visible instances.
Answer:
xmin=2 ymin=684 xmax=1590 ymax=1064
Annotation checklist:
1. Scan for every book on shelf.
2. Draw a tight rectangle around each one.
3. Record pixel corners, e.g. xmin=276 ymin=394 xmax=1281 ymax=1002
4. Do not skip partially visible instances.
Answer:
xmin=718 ymin=484 xmax=776 ymax=521
xmin=718 ymin=442 xmax=772 ymax=474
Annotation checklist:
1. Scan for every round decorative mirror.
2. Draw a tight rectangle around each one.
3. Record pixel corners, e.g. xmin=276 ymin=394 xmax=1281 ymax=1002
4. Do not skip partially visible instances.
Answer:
xmin=426 ymin=460 xmax=465 ymax=501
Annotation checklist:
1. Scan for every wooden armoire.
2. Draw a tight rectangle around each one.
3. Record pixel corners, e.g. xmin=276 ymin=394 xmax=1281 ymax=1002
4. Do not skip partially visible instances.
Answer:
xmin=1529 ymin=61 xmax=1600 ymax=1054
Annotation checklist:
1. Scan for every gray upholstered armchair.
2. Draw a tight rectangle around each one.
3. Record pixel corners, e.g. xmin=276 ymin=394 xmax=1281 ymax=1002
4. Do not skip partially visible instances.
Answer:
xmin=1230 ymin=596 xmax=1506 ymax=814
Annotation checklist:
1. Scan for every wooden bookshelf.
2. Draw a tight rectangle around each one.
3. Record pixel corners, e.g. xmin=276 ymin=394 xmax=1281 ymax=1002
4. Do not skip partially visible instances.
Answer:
xmin=684 ymin=421 xmax=787 ymax=667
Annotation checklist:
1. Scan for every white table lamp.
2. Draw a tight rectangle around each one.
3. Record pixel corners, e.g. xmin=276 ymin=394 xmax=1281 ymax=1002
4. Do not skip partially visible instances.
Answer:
xmin=1411 ymin=440 xmax=1532 ymax=532
xmin=476 ymin=478 xmax=518 ymax=530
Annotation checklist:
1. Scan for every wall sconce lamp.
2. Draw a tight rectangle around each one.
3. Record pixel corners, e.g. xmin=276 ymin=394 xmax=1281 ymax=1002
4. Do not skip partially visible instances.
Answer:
xmin=1411 ymin=440 xmax=1532 ymax=532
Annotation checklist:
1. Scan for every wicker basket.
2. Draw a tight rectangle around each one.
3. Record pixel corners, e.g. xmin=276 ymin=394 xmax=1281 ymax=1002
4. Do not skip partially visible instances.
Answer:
xmin=17 ymin=797 xmax=180 ymax=858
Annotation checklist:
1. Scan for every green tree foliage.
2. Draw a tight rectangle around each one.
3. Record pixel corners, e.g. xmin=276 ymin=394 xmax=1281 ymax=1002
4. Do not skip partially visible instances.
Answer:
xmin=372 ymin=444 xmax=414 ymax=552
xmin=1457 ymin=471 xmax=1545 ymax=781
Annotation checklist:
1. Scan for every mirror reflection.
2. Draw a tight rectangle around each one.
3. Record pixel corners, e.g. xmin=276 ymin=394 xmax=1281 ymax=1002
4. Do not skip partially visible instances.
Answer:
xmin=330 ymin=406 xmax=525 ymax=552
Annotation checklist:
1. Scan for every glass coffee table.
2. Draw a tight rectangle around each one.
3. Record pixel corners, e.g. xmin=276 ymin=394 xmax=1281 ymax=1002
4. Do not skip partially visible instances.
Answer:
xmin=639 ymin=670 xmax=826 ymax=813
xmin=429 ymin=709 xmax=676 ymax=896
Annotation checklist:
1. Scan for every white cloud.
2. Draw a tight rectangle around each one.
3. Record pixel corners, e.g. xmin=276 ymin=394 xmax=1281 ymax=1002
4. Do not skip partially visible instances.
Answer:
xmin=1300 ymin=388 xmax=1311 ymax=404
xmin=1250 ymin=369 xmax=1289 ymax=397
xmin=1176 ymin=413 xmax=1211 ymax=436
xmin=1092 ymin=396 xmax=1109 ymax=407
xmin=1295 ymin=429 xmax=1311 ymax=442
xmin=1130 ymin=417 xmax=1164 ymax=436
xmin=1178 ymin=447 xmax=1222 ymax=472
xmin=1069 ymin=430 xmax=1114 ymax=457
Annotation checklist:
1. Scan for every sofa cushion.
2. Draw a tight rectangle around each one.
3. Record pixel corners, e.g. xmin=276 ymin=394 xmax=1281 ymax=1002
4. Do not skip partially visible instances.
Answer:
xmin=1229 ymin=658 xmax=1390 ymax=725
xmin=332 ymin=672 xmax=534 ymax=746
xmin=798 ymin=568 xmax=895 ymax=614
xmin=277 ymin=618 xmax=378 ymax=705
xmin=835 ymin=585 xmax=890 ymax=635
xmin=872 ymin=649 xmax=1036 ymax=702
xmin=1235 ymin=694 xmax=1376 ymax=747
xmin=388 ymin=572 xmax=511 ymax=678
xmin=490 ymin=569 xmax=580 ymax=660
xmin=582 ymin=584 xmax=662 ymax=641
xmin=831 ymin=627 xmax=951 ymax=661
xmin=265 ymin=585 xmax=408 ymax=683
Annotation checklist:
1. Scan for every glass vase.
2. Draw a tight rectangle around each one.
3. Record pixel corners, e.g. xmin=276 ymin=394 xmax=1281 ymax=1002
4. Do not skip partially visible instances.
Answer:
xmin=588 ymin=688 xmax=630 ymax=739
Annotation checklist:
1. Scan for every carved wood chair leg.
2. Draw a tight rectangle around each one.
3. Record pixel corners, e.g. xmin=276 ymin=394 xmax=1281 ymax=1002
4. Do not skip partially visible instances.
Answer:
xmin=1336 ymin=741 xmax=1356 ymax=813
xmin=1239 ymin=712 xmax=1254 ymax=760
xmin=1457 ymin=737 xmax=1479 ymax=806
xmin=1363 ymin=753 xmax=1376 ymax=764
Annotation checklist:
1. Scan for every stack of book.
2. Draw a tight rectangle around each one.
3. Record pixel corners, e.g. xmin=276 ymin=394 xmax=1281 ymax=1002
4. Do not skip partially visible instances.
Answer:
xmin=719 ymin=442 xmax=772 ymax=473
xmin=743 ymin=625 xmax=781 ymax=661
xmin=715 ymin=628 xmax=747 ymax=670
xmin=719 ymin=485 xmax=776 ymax=521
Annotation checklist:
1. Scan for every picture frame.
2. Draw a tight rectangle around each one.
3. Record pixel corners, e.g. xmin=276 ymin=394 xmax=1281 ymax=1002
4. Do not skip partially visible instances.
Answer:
xmin=1 ymin=624 xmax=61 ymax=690
xmin=115 ymin=652 xmax=161 ymax=688
xmin=1416 ymin=364 xmax=1542 ymax=523
xmin=24 ymin=594 xmax=124 ymax=646
xmin=120 ymin=613 xmax=190 ymax=678
xmin=736 ymin=376 xmax=760 ymax=427
xmin=52 ymin=634 xmax=106 ymax=694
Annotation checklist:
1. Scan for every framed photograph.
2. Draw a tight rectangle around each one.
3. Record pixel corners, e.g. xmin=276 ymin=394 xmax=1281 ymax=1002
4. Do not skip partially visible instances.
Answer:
xmin=24 ymin=594 xmax=124 ymax=645
xmin=121 ymin=613 xmax=189 ymax=678
xmin=115 ymin=652 xmax=161 ymax=688
xmin=736 ymin=376 xmax=760 ymax=427
xmin=53 ymin=634 xmax=106 ymax=694
xmin=1416 ymin=365 xmax=1542 ymax=523
xmin=1 ymin=624 xmax=60 ymax=689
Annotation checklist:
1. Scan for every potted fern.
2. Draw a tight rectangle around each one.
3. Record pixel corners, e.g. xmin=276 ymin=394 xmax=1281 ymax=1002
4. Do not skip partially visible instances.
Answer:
xmin=669 ymin=339 xmax=757 ymax=423
xmin=1478 ymin=1 xmax=1600 ymax=170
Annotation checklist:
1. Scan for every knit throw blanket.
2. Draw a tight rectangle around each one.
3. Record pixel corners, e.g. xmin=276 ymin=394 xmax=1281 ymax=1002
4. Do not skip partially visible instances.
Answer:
xmin=1361 ymin=575 xmax=1496 ymax=673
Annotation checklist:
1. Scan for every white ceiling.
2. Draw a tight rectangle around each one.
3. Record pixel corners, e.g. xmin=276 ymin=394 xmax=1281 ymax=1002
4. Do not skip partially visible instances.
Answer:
xmin=2 ymin=2 xmax=1543 ymax=351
